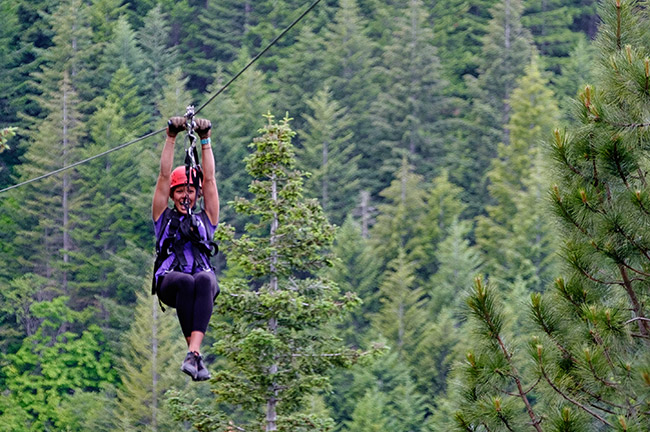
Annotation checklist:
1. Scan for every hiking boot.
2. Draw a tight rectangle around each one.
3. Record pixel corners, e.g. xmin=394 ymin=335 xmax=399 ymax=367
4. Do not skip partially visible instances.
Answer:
xmin=180 ymin=351 xmax=198 ymax=379
xmin=194 ymin=352 xmax=211 ymax=381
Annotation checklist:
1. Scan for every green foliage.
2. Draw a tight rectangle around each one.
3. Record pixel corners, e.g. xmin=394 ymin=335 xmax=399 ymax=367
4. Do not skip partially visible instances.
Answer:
xmin=0 ymin=296 xmax=117 ymax=430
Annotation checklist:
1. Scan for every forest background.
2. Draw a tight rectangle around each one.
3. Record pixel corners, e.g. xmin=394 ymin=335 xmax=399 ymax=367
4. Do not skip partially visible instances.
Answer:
xmin=0 ymin=0 xmax=648 ymax=430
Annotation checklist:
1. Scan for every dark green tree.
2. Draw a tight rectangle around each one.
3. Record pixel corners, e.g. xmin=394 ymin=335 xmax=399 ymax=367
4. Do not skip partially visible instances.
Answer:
xmin=170 ymin=115 xmax=368 ymax=432
xmin=321 ymin=0 xmax=380 ymax=193
xmin=324 ymin=216 xmax=382 ymax=347
xmin=521 ymin=0 xmax=584 ymax=74
xmin=138 ymin=4 xmax=180 ymax=115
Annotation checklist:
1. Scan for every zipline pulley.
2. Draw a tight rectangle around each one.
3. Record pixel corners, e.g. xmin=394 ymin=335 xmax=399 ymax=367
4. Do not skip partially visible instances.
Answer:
xmin=181 ymin=105 xmax=203 ymax=215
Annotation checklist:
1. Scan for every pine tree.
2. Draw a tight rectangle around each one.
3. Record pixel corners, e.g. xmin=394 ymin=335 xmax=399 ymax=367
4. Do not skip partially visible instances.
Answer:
xmin=297 ymin=86 xmax=360 ymax=225
xmin=169 ymin=115 xmax=367 ymax=432
xmin=530 ymin=0 xmax=650 ymax=427
xmin=454 ymin=278 xmax=543 ymax=431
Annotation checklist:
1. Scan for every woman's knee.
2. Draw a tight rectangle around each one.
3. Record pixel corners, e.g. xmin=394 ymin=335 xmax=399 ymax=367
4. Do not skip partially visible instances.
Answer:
xmin=194 ymin=271 xmax=219 ymax=298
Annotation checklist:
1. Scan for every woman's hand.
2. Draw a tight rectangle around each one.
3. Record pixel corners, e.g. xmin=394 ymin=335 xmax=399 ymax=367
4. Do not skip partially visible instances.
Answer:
xmin=167 ymin=116 xmax=186 ymax=138
xmin=195 ymin=118 xmax=212 ymax=139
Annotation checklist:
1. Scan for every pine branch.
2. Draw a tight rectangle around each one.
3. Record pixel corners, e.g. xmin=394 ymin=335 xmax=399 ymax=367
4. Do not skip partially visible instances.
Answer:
xmin=617 ymin=264 xmax=650 ymax=338
xmin=539 ymin=361 xmax=613 ymax=427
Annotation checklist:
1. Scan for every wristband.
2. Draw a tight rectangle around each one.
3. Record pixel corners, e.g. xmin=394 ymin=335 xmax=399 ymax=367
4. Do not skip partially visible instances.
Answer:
xmin=200 ymin=138 xmax=211 ymax=145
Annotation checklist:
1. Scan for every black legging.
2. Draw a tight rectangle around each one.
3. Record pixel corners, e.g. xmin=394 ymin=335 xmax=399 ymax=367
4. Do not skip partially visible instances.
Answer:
xmin=158 ymin=271 xmax=218 ymax=337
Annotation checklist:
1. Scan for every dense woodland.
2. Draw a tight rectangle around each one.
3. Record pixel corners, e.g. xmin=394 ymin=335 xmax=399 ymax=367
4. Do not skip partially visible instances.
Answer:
xmin=1 ymin=0 xmax=649 ymax=430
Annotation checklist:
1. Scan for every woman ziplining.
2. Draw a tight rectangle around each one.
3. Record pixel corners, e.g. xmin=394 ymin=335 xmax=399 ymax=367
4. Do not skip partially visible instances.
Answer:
xmin=151 ymin=114 xmax=219 ymax=381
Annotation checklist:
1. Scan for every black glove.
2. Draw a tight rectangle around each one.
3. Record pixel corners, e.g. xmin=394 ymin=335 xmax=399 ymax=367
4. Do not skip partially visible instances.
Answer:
xmin=194 ymin=118 xmax=212 ymax=139
xmin=167 ymin=116 xmax=186 ymax=138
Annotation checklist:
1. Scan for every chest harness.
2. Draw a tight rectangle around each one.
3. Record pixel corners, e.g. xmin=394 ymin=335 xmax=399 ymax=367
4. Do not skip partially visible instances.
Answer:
xmin=151 ymin=208 xmax=218 ymax=297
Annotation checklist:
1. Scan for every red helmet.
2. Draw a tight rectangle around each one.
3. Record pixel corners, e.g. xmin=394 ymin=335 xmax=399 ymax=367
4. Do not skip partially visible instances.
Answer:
xmin=170 ymin=166 xmax=201 ymax=190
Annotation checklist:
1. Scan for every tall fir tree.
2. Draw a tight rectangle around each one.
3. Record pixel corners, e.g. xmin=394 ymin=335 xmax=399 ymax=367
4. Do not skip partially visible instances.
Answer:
xmin=324 ymin=216 xmax=382 ymax=347
xmin=368 ymin=159 xmax=429 ymax=278
xmin=113 ymin=289 xmax=194 ymax=432
xmin=297 ymin=86 xmax=360 ymax=225
xmin=368 ymin=0 xmax=453 ymax=185
xmin=137 ymin=4 xmax=180 ymax=117
xmin=11 ymin=0 xmax=92 ymax=292
xmin=476 ymin=53 xmax=561 ymax=293
xmin=321 ymin=0 xmax=380 ymax=194
xmin=169 ymin=115 xmax=367 ymax=432
xmin=447 ymin=0 xmax=534 ymax=216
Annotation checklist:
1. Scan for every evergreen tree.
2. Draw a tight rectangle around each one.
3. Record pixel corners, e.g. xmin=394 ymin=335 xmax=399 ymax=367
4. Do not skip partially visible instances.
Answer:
xmin=371 ymin=248 xmax=431 ymax=362
xmin=368 ymin=0 xmax=452 ymax=185
xmin=324 ymin=216 xmax=382 ymax=347
xmin=414 ymin=170 xmax=468 ymax=280
xmin=198 ymin=52 xmax=275 ymax=220
xmin=476 ymin=53 xmax=561 ymax=292
xmin=456 ymin=1 xmax=650 ymax=429
xmin=530 ymin=0 xmax=650 ymax=427
xmin=454 ymin=278 xmax=543 ymax=431
xmin=554 ymin=35 xmax=597 ymax=114
xmin=273 ymin=23 xmax=326 ymax=128
xmin=448 ymin=0 xmax=534 ymax=216
xmin=521 ymin=0 xmax=584 ymax=74
xmin=426 ymin=0 xmax=497 ymax=90
xmin=70 ymin=64 xmax=152 ymax=313
xmin=368 ymin=159 xmax=429 ymax=277
xmin=321 ymin=0 xmax=380 ymax=193
xmin=169 ymin=115 xmax=367 ymax=432
xmin=297 ymin=86 xmax=360 ymax=225
xmin=113 ymin=289 xmax=192 ymax=431
xmin=138 ymin=4 xmax=180 ymax=116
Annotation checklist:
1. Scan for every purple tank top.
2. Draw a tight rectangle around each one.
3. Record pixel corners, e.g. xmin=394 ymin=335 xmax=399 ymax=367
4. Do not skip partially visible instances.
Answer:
xmin=153 ymin=208 xmax=217 ymax=281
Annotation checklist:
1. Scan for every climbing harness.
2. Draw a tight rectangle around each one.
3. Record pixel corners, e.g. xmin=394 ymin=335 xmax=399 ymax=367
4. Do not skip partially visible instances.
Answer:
xmin=151 ymin=207 xmax=218 ymax=310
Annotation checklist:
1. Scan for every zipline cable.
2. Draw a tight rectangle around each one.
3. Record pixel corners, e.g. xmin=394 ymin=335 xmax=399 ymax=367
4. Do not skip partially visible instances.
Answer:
xmin=0 ymin=0 xmax=323 ymax=195
xmin=194 ymin=0 xmax=322 ymax=117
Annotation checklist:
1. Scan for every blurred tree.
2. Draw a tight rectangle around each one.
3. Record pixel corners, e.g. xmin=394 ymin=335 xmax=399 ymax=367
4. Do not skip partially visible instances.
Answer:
xmin=447 ymin=0 xmax=534 ymax=217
